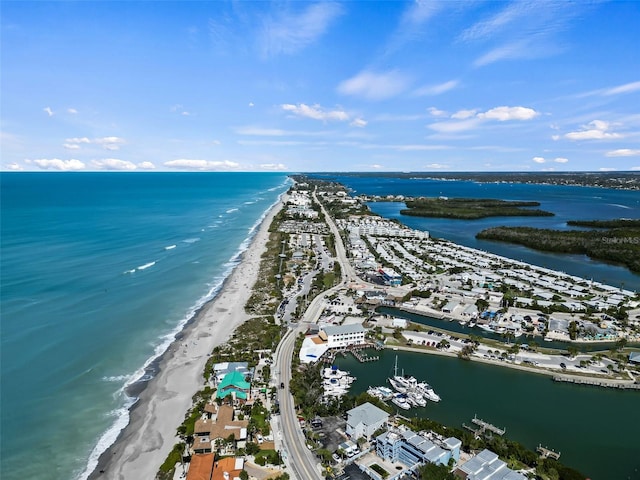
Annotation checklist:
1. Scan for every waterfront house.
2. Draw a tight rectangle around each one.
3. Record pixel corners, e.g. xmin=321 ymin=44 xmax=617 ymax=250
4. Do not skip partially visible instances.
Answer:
xmin=212 ymin=457 xmax=244 ymax=480
xmin=319 ymin=323 xmax=366 ymax=349
xmin=376 ymin=427 xmax=461 ymax=467
xmin=193 ymin=405 xmax=248 ymax=454
xmin=216 ymin=371 xmax=251 ymax=401
xmin=212 ymin=362 xmax=252 ymax=385
xmin=186 ymin=453 xmax=215 ymax=480
xmin=345 ymin=402 xmax=389 ymax=441
xmin=454 ymin=449 xmax=526 ymax=480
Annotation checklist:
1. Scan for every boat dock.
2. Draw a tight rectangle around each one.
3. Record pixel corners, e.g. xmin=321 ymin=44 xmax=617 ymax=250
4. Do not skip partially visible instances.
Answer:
xmin=463 ymin=415 xmax=505 ymax=437
xmin=322 ymin=343 xmax=380 ymax=363
xmin=553 ymin=375 xmax=640 ymax=390
xmin=537 ymin=444 xmax=561 ymax=460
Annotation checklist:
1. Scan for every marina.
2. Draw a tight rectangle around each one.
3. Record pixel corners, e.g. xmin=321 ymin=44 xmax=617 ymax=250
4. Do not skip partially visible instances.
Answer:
xmin=334 ymin=349 xmax=640 ymax=480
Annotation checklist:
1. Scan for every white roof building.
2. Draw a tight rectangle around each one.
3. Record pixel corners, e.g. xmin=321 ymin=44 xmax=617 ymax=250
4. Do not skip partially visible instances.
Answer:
xmin=346 ymin=402 xmax=389 ymax=441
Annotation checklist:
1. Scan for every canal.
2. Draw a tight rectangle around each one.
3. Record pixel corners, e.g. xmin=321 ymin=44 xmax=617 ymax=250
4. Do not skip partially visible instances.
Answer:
xmin=334 ymin=349 xmax=640 ymax=480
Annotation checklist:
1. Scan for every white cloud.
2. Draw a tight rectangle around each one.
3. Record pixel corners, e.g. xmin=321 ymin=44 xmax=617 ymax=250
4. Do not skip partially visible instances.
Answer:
xmin=260 ymin=2 xmax=343 ymax=58
xmin=451 ymin=109 xmax=477 ymax=120
xmin=259 ymin=163 xmax=287 ymax=171
xmin=138 ymin=161 xmax=157 ymax=169
xmin=337 ymin=70 xmax=411 ymax=100
xmin=7 ymin=162 xmax=24 ymax=171
xmin=92 ymin=159 xmax=137 ymax=171
xmin=164 ymin=159 xmax=241 ymax=171
xmin=631 ymin=166 xmax=640 ymax=171
xmin=425 ymin=163 xmax=449 ymax=169
xmin=477 ymin=106 xmax=538 ymax=121
xmin=428 ymin=105 xmax=538 ymax=133
xmin=606 ymin=149 xmax=640 ymax=157
xmin=564 ymin=120 xmax=622 ymax=140
xmin=368 ymin=164 xmax=384 ymax=169
xmin=429 ymin=118 xmax=483 ymax=133
xmin=32 ymin=158 xmax=85 ymax=171
xmin=580 ymin=81 xmax=640 ymax=98
xmin=554 ymin=157 xmax=569 ymax=163
xmin=598 ymin=167 xmax=616 ymax=171
xmin=551 ymin=134 xmax=561 ymax=141
xmin=236 ymin=127 xmax=289 ymax=136
xmin=350 ymin=118 xmax=367 ymax=128
xmin=43 ymin=107 xmax=54 ymax=117
xmin=281 ymin=103 xmax=349 ymax=122
xmin=62 ymin=136 xmax=125 ymax=150
xmin=94 ymin=136 xmax=126 ymax=150
xmin=248 ymin=102 xmax=254 ymax=107
xmin=533 ymin=156 xmax=546 ymax=164
xmin=67 ymin=108 xmax=78 ymax=114
xmin=427 ymin=107 xmax=447 ymax=118
xmin=414 ymin=79 xmax=459 ymax=96
xmin=603 ymin=81 xmax=640 ymax=96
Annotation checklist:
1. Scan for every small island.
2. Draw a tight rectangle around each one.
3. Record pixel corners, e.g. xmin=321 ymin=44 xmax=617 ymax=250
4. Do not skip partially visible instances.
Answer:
xmin=399 ymin=197 xmax=555 ymax=220
xmin=476 ymin=220 xmax=640 ymax=273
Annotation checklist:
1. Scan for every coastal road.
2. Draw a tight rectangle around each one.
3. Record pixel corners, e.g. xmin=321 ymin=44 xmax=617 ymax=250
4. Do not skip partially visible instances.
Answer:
xmin=275 ymin=326 xmax=324 ymax=480
xmin=313 ymin=190 xmax=359 ymax=283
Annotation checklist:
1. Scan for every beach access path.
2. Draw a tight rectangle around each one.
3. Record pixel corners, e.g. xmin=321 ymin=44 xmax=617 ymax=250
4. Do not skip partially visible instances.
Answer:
xmin=89 ymin=197 xmax=284 ymax=480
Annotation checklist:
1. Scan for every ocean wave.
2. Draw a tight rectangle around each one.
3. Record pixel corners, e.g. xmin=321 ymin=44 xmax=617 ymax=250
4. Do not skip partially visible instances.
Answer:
xmin=608 ymin=203 xmax=631 ymax=209
xmin=226 ymin=208 xmax=239 ymax=213
xmin=137 ymin=261 xmax=156 ymax=271
xmin=76 ymin=397 xmax=136 ymax=480
xmin=78 ymin=187 xmax=287 ymax=480
xmin=182 ymin=237 xmax=200 ymax=244
xmin=102 ymin=374 xmax=132 ymax=383
xmin=123 ymin=269 xmax=136 ymax=275
xmin=164 ymin=244 xmax=177 ymax=250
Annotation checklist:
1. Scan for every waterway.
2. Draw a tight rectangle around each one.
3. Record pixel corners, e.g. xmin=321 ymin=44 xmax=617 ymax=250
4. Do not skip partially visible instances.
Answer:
xmin=314 ymin=174 xmax=640 ymax=291
xmin=377 ymin=307 xmax=640 ymax=353
xmin=334 ymin=350 xmax=640 ymax=480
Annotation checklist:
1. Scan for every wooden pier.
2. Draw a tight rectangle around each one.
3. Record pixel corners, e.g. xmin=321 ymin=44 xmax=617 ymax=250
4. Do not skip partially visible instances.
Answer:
xmin=553 ymin=375 xmax=640 ymax=390
xmin=537 ymin=444 xmax=561 ymax=460
xmin=462 ymin=415 xmax=505 ymax=437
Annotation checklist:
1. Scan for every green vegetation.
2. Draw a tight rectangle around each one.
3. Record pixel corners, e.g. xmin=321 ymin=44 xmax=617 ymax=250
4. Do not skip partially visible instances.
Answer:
xmin=400 ymin=197 xmax=554 ymax=219
xmin=567 ymin=218 xmax=640 ymax=228
xmin=418 ymin=462 xmax=457 ymax=480
xmin=476 ymin=225 xmax=640 ymax=272
xmin=158 ymin=443 xmax=185 ymax=478
xmin=370 ymin=463 xmax=389 ymax=478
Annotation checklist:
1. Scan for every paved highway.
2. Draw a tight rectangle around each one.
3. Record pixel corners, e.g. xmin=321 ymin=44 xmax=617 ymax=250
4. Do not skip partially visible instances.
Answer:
xmin=274 ymin=189 xmax=373 ymax=479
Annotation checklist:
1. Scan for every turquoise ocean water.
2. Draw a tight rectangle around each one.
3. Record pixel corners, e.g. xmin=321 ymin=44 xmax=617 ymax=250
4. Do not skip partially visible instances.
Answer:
xmin=0 ymin=172 xmax=290 ymax=480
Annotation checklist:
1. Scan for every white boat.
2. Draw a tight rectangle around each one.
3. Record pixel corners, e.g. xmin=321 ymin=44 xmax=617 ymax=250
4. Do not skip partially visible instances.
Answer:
xmin=407 ymin=391 xmax=427 ymax=407
xmin=367 ymin=386 xmax=394 ymax=401
xmin=416 ymin=382 xmax=441 ymax=402
xmin=391 ymin=393 xmax=411 ymax=410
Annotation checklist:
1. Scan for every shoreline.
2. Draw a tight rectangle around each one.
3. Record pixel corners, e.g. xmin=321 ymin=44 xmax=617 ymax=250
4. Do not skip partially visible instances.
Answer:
xmin=87 ymin=195 xmax=285 ymax=480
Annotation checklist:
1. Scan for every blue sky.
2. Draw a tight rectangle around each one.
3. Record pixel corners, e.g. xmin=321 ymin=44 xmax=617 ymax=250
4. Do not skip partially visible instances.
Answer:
xmin=2 ymin=0 xmax=639 ymax=172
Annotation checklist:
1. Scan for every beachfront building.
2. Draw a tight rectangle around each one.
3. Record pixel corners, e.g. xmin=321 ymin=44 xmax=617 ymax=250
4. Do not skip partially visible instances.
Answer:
xmin=193 ymin=404 xmax=248 ymax=454
xmin=345 ymin=402 xmax=389 ymax=441
xmin=376 ymin=428 xmax=461 ymax=468
xmin=379 ymin=267 xmax=402 ymax=286
xmin=212 ymin=362 xmax=252 ymax=385
xmin=186 ymin=454 xmax=245 ymax=480
xmin=454 ymin=449 xmax=527 ymax=480
xmin=216 ymin=371 xmax=251 ymax=401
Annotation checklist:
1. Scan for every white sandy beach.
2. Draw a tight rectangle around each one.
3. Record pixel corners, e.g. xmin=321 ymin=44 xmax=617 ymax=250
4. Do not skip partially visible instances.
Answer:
xmin=89 ymin=198 xmax=284 ymax=480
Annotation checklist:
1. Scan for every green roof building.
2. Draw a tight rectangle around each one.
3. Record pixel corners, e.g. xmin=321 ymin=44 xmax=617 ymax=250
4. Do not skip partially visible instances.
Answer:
xmin=216 ymin=371 xmax=251 ymax=400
